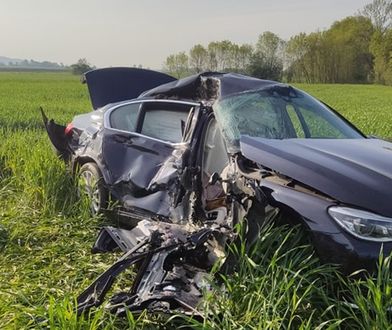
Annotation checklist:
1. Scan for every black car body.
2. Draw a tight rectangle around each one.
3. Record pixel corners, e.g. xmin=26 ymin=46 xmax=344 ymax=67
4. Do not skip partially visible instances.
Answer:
xmin=43 ymin=68 xmax=392 ymax=315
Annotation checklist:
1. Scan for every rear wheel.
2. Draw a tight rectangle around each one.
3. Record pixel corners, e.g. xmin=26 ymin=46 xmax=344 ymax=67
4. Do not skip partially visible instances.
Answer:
xmin=78 ymin=162 xmax=108 ymax=215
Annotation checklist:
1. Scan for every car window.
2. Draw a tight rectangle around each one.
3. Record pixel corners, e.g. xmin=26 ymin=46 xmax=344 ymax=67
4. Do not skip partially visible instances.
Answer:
xmin=286 ymin=104 xmax=305 ymax=138
xmin=295 ymin=104 xmax=346 ymax=138
xmin=109 ymin=103 xmax=140 ymax=132
xmin=214 ymin=87 xmax=364 ymax=153
xmin=214 ymin=92 xmax=296 ymax=151
xmin=140 ymin=105 xmax=191 ymax=143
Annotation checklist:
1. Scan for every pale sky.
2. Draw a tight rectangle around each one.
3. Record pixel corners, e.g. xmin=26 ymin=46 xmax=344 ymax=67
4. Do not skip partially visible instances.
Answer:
xmin=0 ymin=0 xmax=371 ymax=69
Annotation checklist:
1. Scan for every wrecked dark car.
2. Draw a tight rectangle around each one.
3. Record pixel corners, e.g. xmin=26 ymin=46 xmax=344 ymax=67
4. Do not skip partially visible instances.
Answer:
xmin=42 ymin=67 xmax=392 ymax=315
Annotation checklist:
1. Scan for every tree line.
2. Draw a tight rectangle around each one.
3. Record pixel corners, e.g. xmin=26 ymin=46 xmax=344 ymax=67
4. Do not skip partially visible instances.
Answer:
xmin=163 ymin=0 xmax=392 ymax=85
xmin=0 ymin=59 xmax=66 ymax=70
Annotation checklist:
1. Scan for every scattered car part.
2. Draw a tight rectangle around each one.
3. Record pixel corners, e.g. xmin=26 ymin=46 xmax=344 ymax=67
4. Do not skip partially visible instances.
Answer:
xmin=77 ymin=221 xmax=229 ymax=316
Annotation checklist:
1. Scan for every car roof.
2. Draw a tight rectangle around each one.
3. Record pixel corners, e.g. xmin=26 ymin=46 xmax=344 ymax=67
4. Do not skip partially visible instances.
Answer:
xmin=86 ymin=69 xmax=288 ymax=110
xmin=141 ymin=72 xmax=286 ymax=102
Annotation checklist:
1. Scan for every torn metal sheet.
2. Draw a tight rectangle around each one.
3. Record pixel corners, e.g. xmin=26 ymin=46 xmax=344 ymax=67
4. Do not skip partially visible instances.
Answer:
xmin=101 ymin=129 xmax=190 ymax=220
xmin=77 ymin=221 xmax=229 ymax=316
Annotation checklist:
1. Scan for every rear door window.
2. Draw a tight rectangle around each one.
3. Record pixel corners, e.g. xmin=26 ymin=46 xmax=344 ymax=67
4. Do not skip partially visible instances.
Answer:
xmin=109 ymin=103 xmax=140 ymax=132
xmin=140 ymin=103 xmax=193 ymax=143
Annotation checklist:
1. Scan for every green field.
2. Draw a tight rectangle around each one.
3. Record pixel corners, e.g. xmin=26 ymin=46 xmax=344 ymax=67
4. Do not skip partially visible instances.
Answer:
xmin=1 ymin=72 xmax=392 ymax=329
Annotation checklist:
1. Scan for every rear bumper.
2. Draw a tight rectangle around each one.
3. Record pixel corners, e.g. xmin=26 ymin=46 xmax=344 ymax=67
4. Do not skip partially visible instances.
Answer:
xmin=41 ymin=108 xmax=72 ymax=160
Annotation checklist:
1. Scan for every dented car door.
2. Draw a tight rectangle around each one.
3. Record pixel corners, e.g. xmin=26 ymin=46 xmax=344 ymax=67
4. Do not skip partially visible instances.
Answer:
xmin=102 ymin=100 xmax=200 ymax=221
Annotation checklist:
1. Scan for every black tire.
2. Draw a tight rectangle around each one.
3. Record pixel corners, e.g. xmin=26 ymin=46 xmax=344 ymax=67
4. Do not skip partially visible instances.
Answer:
xmin=78 ymin=162 xmax=108 ymax=215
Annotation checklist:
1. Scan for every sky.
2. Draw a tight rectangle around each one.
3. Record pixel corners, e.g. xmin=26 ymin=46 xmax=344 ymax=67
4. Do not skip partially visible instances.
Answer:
xmin=0 ymin=0 xmax=371 ymax=69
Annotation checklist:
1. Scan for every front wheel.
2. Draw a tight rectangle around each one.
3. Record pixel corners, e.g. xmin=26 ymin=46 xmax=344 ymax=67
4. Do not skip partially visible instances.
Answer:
xmin=78 ymin=162 xmax=108 ymax=215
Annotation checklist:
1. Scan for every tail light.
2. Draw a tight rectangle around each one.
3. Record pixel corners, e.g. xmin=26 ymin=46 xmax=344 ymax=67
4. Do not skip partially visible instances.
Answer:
xmin=65 ymin=122 xmax=74 ymax=136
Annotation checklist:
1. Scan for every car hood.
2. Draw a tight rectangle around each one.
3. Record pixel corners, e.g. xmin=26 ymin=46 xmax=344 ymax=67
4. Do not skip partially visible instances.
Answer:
xmin=82 ymin=67 xmax=176 ymax=109
xmin=240 ymin=136 xmax=392 ymax=217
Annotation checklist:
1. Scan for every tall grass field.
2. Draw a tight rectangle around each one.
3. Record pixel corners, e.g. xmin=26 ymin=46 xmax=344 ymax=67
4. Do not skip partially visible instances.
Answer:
xmin=1 ymin=72 xmax=392 ymax=329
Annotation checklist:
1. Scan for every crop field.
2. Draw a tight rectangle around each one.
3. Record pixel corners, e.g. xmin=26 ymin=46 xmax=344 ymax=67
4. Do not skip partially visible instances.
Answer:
xmin=1 ymin=72 xmax=392 ymax=329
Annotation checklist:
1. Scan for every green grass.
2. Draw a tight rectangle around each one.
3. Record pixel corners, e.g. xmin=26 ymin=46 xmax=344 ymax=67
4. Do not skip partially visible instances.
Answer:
xmin=1 ymin=72 xmax=392 ymax=328
xmin=296 ymin=83 xmax=392 ymax=139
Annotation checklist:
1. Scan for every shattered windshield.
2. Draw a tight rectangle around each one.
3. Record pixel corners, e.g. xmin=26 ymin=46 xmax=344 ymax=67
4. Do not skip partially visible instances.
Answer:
xmin=214 ymin=87 xmax=364 ymax=153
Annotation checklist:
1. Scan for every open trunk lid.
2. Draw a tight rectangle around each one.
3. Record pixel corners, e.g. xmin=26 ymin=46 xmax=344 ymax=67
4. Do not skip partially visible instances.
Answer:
xmin=82 ymin=67 xmax=176 ymax=109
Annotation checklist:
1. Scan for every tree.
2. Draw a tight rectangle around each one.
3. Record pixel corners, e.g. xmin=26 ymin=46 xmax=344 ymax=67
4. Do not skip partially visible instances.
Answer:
xmin=189 ymin=44 xmax=208 ymax=73
xmin=326 ymin=16 xmax=374 ymax=83
xmin=370 ymin=29 xmax=392 ymax=84
xmin=285 ymin=16 xmax=373 ymax=83
xmin=235 ymin=44 xmax=254 ymax=73
xmin=361 ymin=1 xmax=392 ymax=84
xmin=285 ymin=33 xmax=312 ymax=82
xmin=207 ymin=40 xmax=238 ymax=71
xmin=70 ymin=58 xmax=95 ymax=75
xmin=248 ymin=32 xmax=284 ymax=80
xmin=361 ymin=0 xmax=392 ymax=33
xmin=171 ymin=41 xmax=253 ymax=75
xmin=164 ymin=52 xmax=189 ymax=78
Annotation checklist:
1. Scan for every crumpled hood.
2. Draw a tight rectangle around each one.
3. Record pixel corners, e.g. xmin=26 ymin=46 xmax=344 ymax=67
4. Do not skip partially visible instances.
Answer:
xmin=240 ymin=136 xmax=392 ymax=217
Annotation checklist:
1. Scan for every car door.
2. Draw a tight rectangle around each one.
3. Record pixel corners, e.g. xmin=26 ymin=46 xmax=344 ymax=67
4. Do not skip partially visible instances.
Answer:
xmin=101 ymin=100 xmax=200 ymax=221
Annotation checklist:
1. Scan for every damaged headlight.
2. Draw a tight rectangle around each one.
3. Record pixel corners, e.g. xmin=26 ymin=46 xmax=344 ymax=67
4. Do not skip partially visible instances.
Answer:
xmin=329 ymin=206 xmax=392 ymax=242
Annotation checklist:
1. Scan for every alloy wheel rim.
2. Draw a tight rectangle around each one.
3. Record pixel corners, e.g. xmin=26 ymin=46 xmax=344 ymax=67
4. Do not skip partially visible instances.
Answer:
xmin=79 ymin=170 xmax=100 ymax=214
